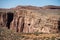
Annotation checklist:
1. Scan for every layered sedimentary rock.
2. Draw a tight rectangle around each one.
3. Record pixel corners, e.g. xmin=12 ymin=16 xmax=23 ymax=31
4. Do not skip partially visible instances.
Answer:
xmin=0 ymin=5 xmax=60 ymax=33
xmin=42 ymin=5 xmax=60 ymax=9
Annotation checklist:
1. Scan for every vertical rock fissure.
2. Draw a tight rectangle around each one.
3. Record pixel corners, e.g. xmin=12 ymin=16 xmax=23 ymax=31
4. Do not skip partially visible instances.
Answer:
xmin=58 ymin=19 xmax=60 ymax=31
xmin=17 ymin=16 xmax=24 ymax=32
xmin=16 ymin=17 xmax=19 ymax=32
xmin=20 ymin=17 xmax=24 ymax=32
xmin=6 ymin=12 xmax=13 ymax=29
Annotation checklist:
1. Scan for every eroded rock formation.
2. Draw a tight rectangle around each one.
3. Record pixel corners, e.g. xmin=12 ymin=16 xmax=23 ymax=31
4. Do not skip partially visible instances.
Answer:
xmin=0 ymin=5 xmax=60 ymax=33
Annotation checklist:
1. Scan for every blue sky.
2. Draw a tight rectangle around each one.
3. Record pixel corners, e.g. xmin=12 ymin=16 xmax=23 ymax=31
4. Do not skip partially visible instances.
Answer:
xmin=0 ymin=0 xmax=60 ymax=8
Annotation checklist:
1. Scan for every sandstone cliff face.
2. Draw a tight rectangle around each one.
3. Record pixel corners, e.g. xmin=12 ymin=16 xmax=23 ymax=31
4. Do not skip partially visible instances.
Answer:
xmin=0 ymin=5 xmax=60 ymax=33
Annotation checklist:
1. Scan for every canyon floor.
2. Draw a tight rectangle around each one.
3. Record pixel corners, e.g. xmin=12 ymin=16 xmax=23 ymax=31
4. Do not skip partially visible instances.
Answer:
xmin=0 ymin=27 xmax=60 ymax=40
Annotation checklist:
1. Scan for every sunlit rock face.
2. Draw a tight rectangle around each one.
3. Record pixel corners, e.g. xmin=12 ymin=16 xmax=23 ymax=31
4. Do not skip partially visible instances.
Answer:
xmin=0 ymin=5 xmax=60 ymax=33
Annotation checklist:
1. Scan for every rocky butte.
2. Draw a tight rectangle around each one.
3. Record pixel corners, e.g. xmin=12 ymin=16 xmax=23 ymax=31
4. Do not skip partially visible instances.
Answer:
xmin=0 ymin=5 xmax=60 ymax=33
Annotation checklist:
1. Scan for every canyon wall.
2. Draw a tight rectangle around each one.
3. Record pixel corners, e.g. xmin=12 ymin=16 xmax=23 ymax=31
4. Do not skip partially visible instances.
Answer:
xmin=0 ymin=5 xmax=60 ymax=33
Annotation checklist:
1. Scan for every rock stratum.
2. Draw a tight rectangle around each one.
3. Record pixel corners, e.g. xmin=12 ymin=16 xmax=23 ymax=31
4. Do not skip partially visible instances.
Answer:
xmin=0 ymin=5 xmax=60 ymax=33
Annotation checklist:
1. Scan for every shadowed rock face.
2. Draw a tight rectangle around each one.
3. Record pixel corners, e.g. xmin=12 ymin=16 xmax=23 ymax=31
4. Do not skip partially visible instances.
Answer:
xmin=0 ymin=5 xmax=60 ymax=33
xmin=42 ymin=5 xmax=60 ymax=9
xmin=6 ymin=12 xmax=14 ymax=29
